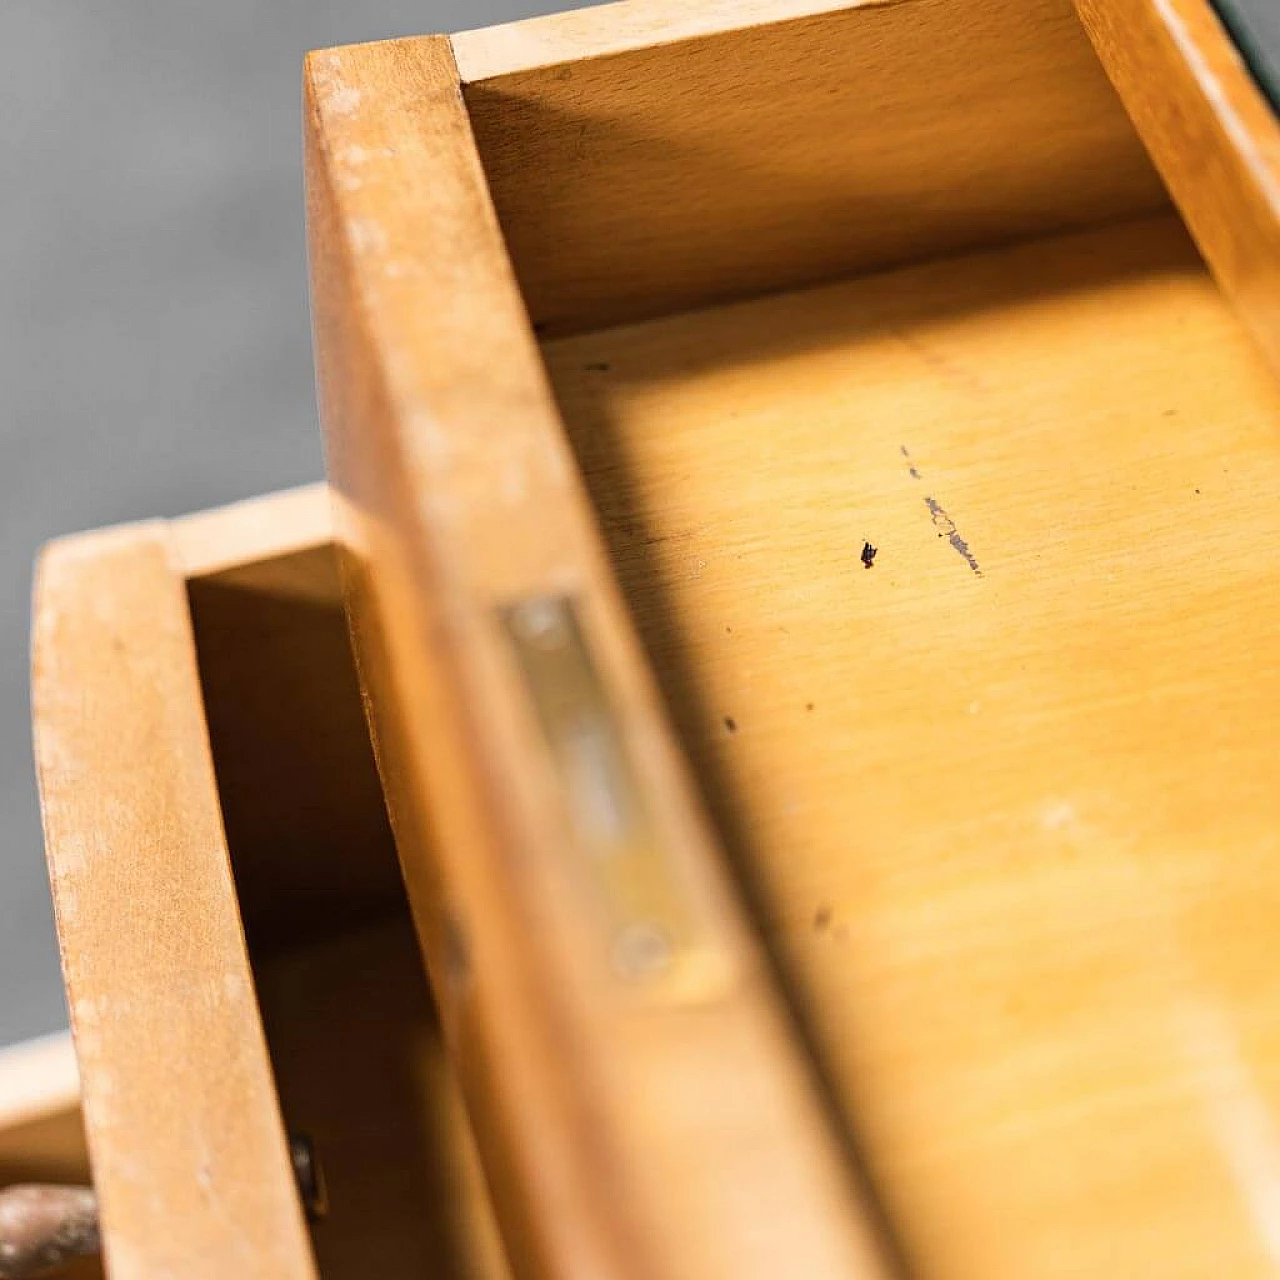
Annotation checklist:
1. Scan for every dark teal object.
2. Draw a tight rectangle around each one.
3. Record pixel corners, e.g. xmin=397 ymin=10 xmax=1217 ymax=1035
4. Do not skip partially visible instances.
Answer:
xmin=1214 ymin=0 xmax=1280 ymax=114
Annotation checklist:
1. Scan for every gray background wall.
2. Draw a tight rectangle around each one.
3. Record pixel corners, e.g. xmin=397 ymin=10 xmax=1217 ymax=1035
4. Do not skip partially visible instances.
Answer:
xmin=0 ymin=0 xmax=599 ymax=1047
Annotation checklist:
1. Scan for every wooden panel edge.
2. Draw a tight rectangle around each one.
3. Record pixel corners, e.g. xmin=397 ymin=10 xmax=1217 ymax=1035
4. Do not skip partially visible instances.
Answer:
xmin=31 ymin=523 xmax=316 ymax=1280
xmin=1075 ymin=0 xmax=1280 ymax=370
xmin=452 ymin=0 xmax=886 ymax=83
xmin=0 ymin=1032 xmax=79 ymax=1134
xmin=171 ymin=483 xmax=333 ymax=582
xmin=304 ymin=36 xmax=633 ymax=1279
xmin=306 ymin=33 xmax=897 ymax=1280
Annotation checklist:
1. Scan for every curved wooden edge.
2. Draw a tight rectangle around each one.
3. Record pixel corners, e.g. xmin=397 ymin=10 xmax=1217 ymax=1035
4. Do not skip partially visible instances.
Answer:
xmin=31 ymin=522 xmax=316 ymax=1280
xmin=1075 ymin=0 xmax=1280 ymax=372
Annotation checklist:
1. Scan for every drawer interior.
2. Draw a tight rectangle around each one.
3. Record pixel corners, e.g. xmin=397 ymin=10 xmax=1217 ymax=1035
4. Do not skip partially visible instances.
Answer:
xmin=461 ymin=3 xmax=1280 ymax=1275
xmin=538 ymin=215 xmax=1280 ymax=1277
xmin=186 ymin=544 xmax=507 ymax=1280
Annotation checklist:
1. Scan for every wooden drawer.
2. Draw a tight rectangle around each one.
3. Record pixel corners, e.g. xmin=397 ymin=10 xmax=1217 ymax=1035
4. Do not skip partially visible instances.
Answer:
xmin=31 ymin=0 xmax=1280 ymax=1277
xmin=32 ymin=489 xmax=505 ymax=1279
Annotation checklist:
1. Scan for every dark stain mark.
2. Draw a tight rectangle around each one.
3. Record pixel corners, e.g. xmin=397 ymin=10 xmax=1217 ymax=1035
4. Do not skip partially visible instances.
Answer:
xmin=924 ymin=496 xmax=982 ymax=576
xmin=725 ymin=625 xmax=732 ymax=634
xmin=1194 ymin=488 xmax=1201 ymax=495
xmin=861 ymin=542 xmax=878 ymax=569
xmin=584 ymin=361 xmax=612 ymax=373
xmin=908 ymin=465 xmax=922 ymax=479
xmin=1163 ymin=408 xmax=1178 ymax=418
xmin=805 ymin=702 xmax=815 ymax=712
xmin=724 ymin=716 xmax=737 ymax=733
xmin=900 ymin=444 xmax=912 ymax=458
xmin=814 ymin=905 xmax=833 ymax=932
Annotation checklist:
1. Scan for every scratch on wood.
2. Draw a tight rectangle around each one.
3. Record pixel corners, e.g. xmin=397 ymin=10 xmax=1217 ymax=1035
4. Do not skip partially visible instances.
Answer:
xmin=924 ymin=497 xmax=982 ymax=575
xmin=901 ymin=445 xmax=982 ymax=576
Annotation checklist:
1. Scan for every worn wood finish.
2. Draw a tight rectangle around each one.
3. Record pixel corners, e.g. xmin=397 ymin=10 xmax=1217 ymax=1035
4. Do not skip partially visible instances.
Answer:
xmin=307 ymin=33 xmax=892 ymax=1280
xmin=1075 ymin=0 xmax=1280 ymax=373
xmin=456 ymin=0 xmax=1167 ymax=334
xmin=544 ymin=213 xmax=1280 ymax=1279
xmin=32 ymin=525 xmax=317 ymax=1279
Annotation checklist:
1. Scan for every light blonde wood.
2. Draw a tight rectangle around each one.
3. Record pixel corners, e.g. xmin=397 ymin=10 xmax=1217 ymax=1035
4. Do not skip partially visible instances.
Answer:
xmin=452 ymin=0 xmax=866 ymax=79
xmin=456 ymin=0 xmax=1167 ymax=334
xmin=171 ymin=483 xmax=333 ymax=585
xmin=1075 ymin=0 xmax=1280 ymax=374
xmin=31 ymin=524 xmax=316 ymax=1280
xmin=0 ymin=1034 xmax=87 ymax=1188
xmin=307 ymin=33 xmax=892 ymax=1280
xmin=543 ymin=213 xmax=1280 ymax=1279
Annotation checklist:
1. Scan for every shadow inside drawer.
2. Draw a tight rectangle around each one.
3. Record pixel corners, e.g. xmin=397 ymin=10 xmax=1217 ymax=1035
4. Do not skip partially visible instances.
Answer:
xmin=187 ymin=545 xmax=507 ymax=1280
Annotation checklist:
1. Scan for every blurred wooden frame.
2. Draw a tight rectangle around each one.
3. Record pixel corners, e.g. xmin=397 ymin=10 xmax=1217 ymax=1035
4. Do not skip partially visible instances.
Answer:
xmin=0 ymin=1034 xmax=98 ymax=1280
xmin=0 ymin=1033 xmax=85 ymax=1189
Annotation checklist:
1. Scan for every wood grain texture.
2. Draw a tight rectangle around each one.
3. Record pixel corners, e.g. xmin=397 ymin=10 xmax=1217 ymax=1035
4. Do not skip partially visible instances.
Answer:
xmin=307 ymin=34 xmax=892 ymax=1280
xmin=544 ymin=213 xmax=1280 ymax=1280
xmin=1075 ymin=0 xmax=1280 ymax=372
xmin=31 ymin=524 xmax=316 ymax=1280
xmin=457 ymin=0 xmax=1167 ymax=334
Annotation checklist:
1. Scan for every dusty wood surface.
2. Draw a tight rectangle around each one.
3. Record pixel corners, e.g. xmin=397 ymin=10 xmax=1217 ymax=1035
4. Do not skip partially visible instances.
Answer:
xmin=457 ymin=0 xmax=1166 ymax=333
xmin=1076 ymin=0 xmax=1280 ymax=373
xmin=32 ymin=524 xmax=316 ymax=1279
xmin=545 ymin=213 xmax=1280 ymax=1279
xmin=307 ymin=31 xmax=892 ymax=1280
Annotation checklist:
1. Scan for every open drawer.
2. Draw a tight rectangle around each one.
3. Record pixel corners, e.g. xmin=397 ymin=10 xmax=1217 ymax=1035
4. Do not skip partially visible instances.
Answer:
xmin=32 ymin=0 xmax=1280 ymax=1277
xmin=303 ymin=0 xmax=1280 ymax=1277
xmin=32 ymin=489 xmax=506 ymax=1279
